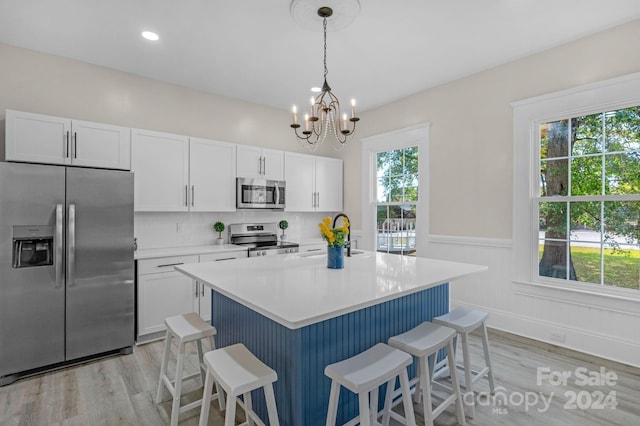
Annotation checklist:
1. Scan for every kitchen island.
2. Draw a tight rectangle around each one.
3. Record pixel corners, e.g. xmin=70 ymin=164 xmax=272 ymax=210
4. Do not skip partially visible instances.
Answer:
xmin=175 ymin=251 xmax=486 ymax=425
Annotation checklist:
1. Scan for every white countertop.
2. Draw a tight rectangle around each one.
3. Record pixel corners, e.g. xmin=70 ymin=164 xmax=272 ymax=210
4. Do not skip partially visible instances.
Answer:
xmin=135 ymin=244 xmax=247 ymax=260
xmin=175 ymin=250 xmax=487 ymax=329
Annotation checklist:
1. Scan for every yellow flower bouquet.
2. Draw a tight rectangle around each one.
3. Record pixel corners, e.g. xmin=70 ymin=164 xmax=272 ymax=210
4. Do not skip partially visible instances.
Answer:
xmin=318 ymin=216 xmax=349 ymax=248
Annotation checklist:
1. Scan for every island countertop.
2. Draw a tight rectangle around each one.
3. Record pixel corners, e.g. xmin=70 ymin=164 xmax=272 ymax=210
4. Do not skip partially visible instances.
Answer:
xmin=175 ymin=251 xmax=487 ymax=329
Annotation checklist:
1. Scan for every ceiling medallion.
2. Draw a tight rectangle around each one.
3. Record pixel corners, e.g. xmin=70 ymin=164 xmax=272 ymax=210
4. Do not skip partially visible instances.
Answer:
xmin=289 ymin=1 xmax=360 ymax=151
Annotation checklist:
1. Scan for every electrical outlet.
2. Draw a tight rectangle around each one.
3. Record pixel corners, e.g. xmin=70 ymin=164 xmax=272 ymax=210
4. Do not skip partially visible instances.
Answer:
xmin=549 ymin=332 xmax=566 ymax=343
xmin=176 ymin=223 xmax=183 ymax=233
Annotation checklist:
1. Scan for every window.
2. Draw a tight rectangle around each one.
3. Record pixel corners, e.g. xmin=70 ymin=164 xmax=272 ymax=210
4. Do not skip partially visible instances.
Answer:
xmin=361 ymin=124 xmax=429 ymax=256
xmin=376 ymin=146 xmax=418 ymax=255
xmin=514 ymin=73 xmax=640 ymax=294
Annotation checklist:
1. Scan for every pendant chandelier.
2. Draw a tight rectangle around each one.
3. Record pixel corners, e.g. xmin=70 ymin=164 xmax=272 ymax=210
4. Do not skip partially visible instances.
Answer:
xmin=290 ymin=6 xmax=359 ymax=151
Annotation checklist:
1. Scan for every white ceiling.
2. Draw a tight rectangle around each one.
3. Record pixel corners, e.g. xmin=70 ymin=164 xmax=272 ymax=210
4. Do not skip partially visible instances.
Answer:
xmin=2 ymin=0 xmax=640 ymax=112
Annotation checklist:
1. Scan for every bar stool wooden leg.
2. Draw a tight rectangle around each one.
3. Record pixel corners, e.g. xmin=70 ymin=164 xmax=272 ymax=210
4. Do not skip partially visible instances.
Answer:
xmin=460 ymin=332 xmax=475 ymax=418
xmin=419 ymin=355 xmax=434 ymax=426
xmin=244 ymin=392 xmax=254 ymax=426
xmin=171 ymin=341 xmax=187 ymax=426
xmin=358 ymin=392 xmax=371 ymax=426
xmin=481 ymin=324 xmax=496 ymax=393
xmin=264 ymin=384 xmax=280 ymax=426
xmin=224 ymin=391 xmax=236 ymax=426
xmin=381 ymin=378 xmax=395 ymax=426
xmin=325 ymin=381 xmax=340 ymax=426
xmin=198 ymin=368 xmax=215 ymax=426
xmin=156 ymin=331 xmax=172 ymax=403
xmin=398 ymin=367 xmax=417 ymax=426
xmin=447 ymin=340 xmax=466 ymax=424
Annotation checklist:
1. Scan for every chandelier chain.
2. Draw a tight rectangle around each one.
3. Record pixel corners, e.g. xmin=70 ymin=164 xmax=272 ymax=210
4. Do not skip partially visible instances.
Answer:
xmin=323 ymin=17 xmax=328 ymax=81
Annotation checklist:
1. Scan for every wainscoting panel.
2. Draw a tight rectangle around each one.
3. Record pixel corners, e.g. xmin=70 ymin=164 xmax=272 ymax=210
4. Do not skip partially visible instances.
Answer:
xmin=427 ymin=235 xmax=640 ymax=368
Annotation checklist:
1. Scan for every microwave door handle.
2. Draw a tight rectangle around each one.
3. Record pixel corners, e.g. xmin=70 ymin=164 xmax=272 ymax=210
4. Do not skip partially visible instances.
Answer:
xmin=67 ymin=204 xmax=76 ymax=288
xmin=274 ymin=184 xmax=280 ymax=206
xmin=55 ymin=204 xmax=64 ymax=288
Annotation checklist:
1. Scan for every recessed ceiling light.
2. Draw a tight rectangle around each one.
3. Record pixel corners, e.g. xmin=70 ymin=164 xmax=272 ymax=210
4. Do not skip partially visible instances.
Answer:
xmin=141 ymin=31 xmax=159 ymax=41
xmin=311 ymin=87 xmax=321 ymax=93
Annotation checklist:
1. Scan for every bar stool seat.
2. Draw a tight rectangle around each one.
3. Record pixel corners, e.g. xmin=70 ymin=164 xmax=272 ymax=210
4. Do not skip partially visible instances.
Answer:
xmin=388 ymin=322 xmax=466 ymax=426
xmin=156 ymin=313 xmax=224 ymax=426
xmin=199 ymin=343 xmax=279 ymax=426
xmin=324 ymin=343 xmax=416 ymax=426
xmin=432 ymin=307 xmax=496 ymax=418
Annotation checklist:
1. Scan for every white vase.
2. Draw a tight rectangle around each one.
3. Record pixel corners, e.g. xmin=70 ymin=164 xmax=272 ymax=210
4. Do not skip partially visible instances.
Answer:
xmin=216 ymin=238 xmax=224 ymax=245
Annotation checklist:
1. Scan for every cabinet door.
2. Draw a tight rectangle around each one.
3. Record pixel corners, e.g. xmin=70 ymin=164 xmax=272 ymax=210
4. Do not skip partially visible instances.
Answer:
xmin=131 ymin=129 xmax=189 ymax=211
xmin=5 ymin=110 xmax=70 ymax=165
xmin=189 ymin=137 xmax=236 ymax=212
xmin=284 ymin=152 xmax=315 ymax=212
xmin=315 ymin=156 xmax=343 ymax=211
xmin=262 ymin=148 xmax=284 ymax=181
xmin=236 ymin=144 xmax=262 ymax=178
xmin=196 ymin=282 xmax=212 ymax=322
xmin=71 ymin=120 xmax=131 ymax=170
xmin=198 ymin=252 xmax=247 ymax=321
xmin=137 ymin=272 xmax=196 ymax=336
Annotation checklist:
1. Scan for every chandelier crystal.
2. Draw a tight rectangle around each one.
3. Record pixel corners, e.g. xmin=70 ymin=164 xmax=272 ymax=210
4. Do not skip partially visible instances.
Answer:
xmin=290 ymin=6 xmax=359 ymax=151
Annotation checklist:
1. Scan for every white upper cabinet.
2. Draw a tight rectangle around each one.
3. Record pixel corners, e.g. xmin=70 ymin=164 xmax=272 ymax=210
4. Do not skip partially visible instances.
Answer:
xmin=314 ymin=156 xmax=343 ymax=212
xmin=5 ymin=110 xmax=131 ymax=170
xmin=236 ymin=144 xmax=284 ymax=181
xmin=189 ymin=137 xmax=236 ymax=212
xmin=131 ymin=130 xmax=236 ymax=212
xmin=284 ymin=152 xmax=343 ymax=212
xmin=132 ymin=129 xmax=190 ymax=212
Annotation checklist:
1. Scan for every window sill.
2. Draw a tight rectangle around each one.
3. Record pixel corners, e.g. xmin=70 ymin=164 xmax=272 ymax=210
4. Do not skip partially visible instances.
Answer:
xmin=512 ymin=279 xmax=640 ymax=315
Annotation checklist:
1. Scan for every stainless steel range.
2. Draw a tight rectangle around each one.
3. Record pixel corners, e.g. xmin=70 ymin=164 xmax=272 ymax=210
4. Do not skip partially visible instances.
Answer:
xmin=229 ymin=223 xmax=299 ymax=257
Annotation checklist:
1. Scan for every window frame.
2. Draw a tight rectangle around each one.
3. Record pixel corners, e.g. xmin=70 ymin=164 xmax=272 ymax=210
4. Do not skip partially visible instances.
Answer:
xmin=361 ymin=123 xmax=430 ymax=255
xmin=513 ymin=72 xmax=640 ymax=297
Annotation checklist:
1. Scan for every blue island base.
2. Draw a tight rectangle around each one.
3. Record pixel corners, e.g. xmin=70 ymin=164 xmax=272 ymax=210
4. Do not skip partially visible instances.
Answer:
xmin=211 ymin=283 xmax=449 ymax=425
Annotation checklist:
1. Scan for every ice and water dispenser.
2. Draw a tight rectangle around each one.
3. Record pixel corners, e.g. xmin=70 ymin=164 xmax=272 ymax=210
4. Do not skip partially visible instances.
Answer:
xmin=12 ymin=225 xmax=54 ymax=268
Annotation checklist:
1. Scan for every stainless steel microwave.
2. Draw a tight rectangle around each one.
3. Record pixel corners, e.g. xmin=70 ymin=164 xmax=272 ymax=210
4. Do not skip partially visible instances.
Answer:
xmin=236 ymin=178 xmax=285 ymax=209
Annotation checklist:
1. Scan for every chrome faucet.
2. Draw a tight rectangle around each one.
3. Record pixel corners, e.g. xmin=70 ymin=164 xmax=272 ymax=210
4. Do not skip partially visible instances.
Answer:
xmin=332 ymin=213 xmax=351 ymax=257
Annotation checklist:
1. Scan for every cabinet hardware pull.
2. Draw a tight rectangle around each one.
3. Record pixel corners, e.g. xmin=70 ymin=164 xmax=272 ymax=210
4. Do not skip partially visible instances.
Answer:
xmin=201 ymin=283 xmax=205 ymax=297
xmin=66 ymin=131 xmax=70 ymax=158
xmin=317 ymin=192 xmax=319 ymax=208
xmin=214 ymin=257 xmax=235 ymax=261
xmin=191 ymin=185 xmax=195 ymax=206
xmin=185 ymin=185 xmax=188 ymax=206
xmin=307 ymin=248 xmax=322 ymax=252
xmin=195 ymin=283 xmax=199 ymax=297
xmin=74 ymin=132 xmax=77 ymax=158
xmin=262 ymin=156 xmax=266 ymax=175
xmin=156 ymin=262 xmax=184 ymax=268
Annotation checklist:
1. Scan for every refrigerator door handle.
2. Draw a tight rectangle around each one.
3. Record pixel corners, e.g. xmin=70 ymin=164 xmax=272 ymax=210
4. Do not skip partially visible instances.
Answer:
xmin=67 ymin=204 xmax=76 ymax=287
xmin=55 ymin=204 xmax=64 ymax=288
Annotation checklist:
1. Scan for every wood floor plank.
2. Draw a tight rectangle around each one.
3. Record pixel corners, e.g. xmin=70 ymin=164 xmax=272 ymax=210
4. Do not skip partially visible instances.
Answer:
xmin=0 ymin=329 xmax=638 ymax=425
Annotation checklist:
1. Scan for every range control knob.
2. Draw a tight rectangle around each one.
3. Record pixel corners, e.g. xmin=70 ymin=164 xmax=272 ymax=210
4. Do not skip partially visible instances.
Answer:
xmin=262 ymin=250 xmax=267 ymax=256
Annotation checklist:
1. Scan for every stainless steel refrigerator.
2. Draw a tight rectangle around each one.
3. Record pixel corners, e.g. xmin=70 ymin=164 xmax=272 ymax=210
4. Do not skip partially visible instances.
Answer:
xmin=0 ymin=162 xmax=134 ymax=386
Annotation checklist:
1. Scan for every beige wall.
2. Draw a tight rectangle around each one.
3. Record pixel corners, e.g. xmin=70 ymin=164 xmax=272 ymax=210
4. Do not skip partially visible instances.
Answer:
xmin=2 ymin=18 xmax=640 ymax=238
xmin=0 ymin=42 xmax=340 ymax=158
xmin=341 ymin=18 xmax=640 ymax=238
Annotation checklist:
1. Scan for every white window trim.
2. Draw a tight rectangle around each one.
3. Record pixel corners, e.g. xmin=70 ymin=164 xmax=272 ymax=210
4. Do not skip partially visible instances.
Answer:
xmin=361 ymin=123 xmax=430 ymax=255
xmin=513 ymin=72 xmax=640 ymax=300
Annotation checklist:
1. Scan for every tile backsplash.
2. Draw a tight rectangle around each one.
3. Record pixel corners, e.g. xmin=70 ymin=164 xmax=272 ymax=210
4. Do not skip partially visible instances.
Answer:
xmin=134 ymin=211 xmax=334 ymax=250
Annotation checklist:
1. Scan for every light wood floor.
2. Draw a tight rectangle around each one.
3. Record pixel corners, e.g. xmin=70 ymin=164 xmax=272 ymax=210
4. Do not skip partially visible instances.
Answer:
xmin=1 ymin=329 xmax=638 ymax=425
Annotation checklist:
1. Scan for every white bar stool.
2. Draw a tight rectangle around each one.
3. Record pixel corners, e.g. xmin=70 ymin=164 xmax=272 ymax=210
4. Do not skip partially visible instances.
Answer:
xmin=324 ymin=343 xmax=416 ymax=426
xmin=388 ymin=322 xmax=466 ymax=426
xmin=432 ymin=307 xmax=496 ymax=418
xmin=199 ymin=343 xmax=279 ymax=426
xmin=156 ymin=312 xmax=225 ymax=426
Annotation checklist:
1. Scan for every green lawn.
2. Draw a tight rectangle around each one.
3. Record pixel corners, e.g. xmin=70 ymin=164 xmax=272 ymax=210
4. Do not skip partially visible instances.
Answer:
xmin=539 ymin=246 xmax=639 ymax=290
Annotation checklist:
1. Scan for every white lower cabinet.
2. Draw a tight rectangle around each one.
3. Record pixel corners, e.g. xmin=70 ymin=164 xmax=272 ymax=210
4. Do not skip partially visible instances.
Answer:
xmin=136 ymin=250 xmax=248 ymax=342
xmin=137 ymin=255 xmax=198 ymax=340
xmin=195 ymin=251 xmax=248 ymax=321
